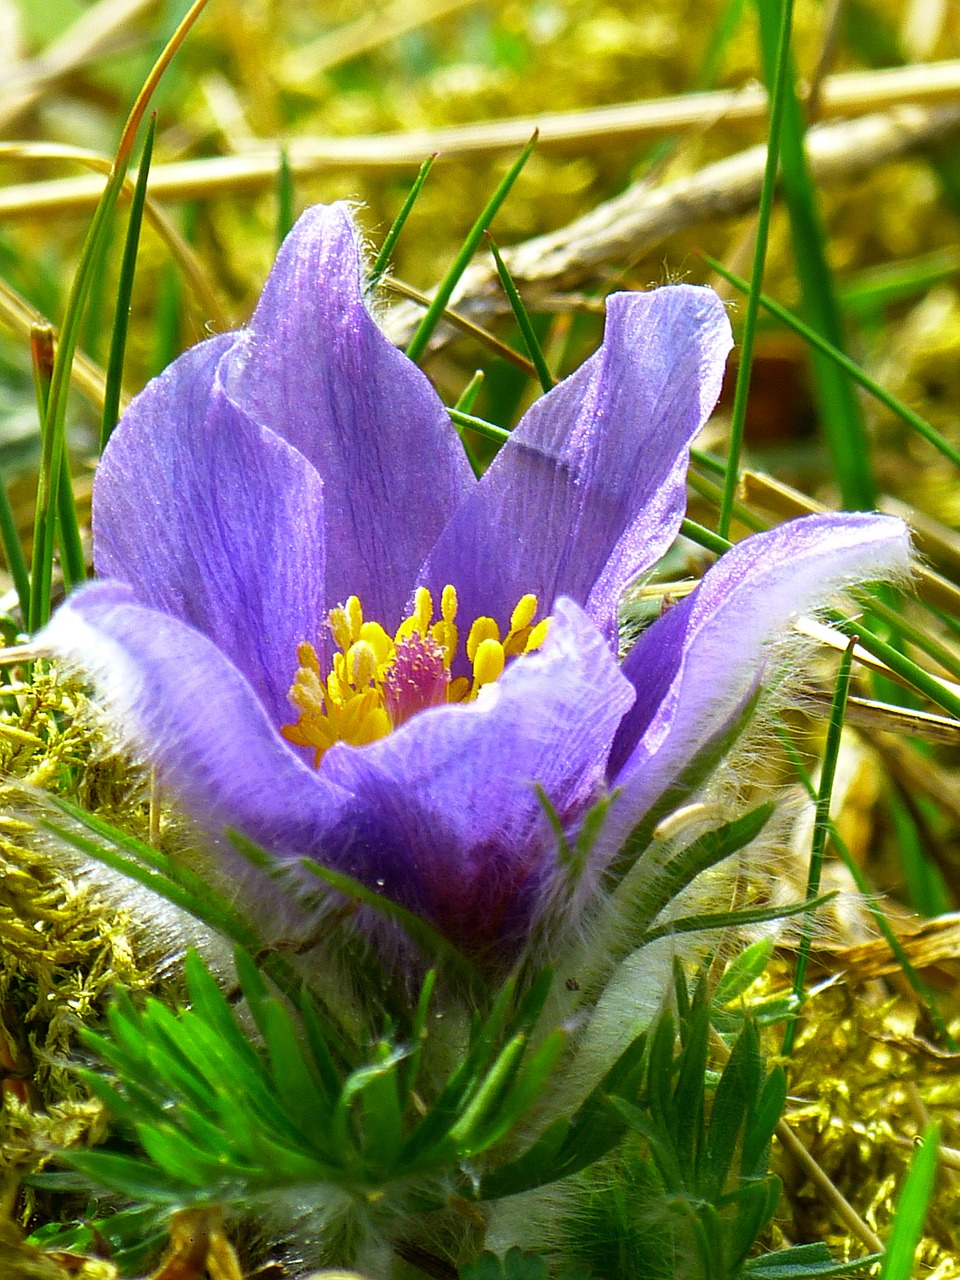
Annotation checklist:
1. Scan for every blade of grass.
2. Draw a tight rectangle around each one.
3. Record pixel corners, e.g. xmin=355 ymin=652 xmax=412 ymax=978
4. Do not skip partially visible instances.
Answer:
xmin=367 ymin=153 xmax=438 ymax=292
xmin=276 ymin=143 xmax=294 ymax=247
xmin=453 ymin=372 xmax=484 ymax=477
xmin=405 ymin=133 xmax=537 ymax=364
xmin=778 ymin=728 xmax=957 ymax=1050
xmin=0 ymin=465 xmax=28 ymax=621
xmin=718 ymin=0 xmax=795 ymax=537
xmin=879 ymin=1126 xmax=939 ymax=1280
xmin=100 ymin=114 xmax=157 ymax=452
xmin=703 ymin=255 xmax=960 ymax=472
xmin=486 ymin=232 xmax=554 ymax=394
xmin=28 ymin=0 xmax=212 ymax=632
xmin=446 ymin=406 xmax=510 ymax=448
xmin=754 ymin=0 xmax=875 ymax=511
xmin=30 ymin=324 xmax=84 ymax=594
xmin=782 ymin=634 xmax=856 ymax=1055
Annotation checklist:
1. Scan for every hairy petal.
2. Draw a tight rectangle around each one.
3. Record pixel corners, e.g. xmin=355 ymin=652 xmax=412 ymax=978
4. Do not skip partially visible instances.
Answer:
xmin=95 ymin=374 xmax=326 ymax=729
xmin=315 ymin=599 xmax=635 ymax=949
xmin=220 ymin=202 xmax=473 ymax=625
xmin=42 ymin=582 xmax=351 ymax=852
xmin=421 ymin=286 xmax=732 ymax=640
xmin=604 ymin=512 xmax=912 ymax=847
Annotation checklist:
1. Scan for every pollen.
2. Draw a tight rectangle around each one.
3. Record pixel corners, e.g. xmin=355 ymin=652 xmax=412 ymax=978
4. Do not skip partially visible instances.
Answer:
xmin=282 ymin=586 xmax=551 ymax=765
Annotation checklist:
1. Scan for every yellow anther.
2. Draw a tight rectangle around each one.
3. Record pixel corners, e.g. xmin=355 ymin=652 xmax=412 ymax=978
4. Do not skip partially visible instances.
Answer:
xmin=525 ymin=618 xmax=551 ymax=652
xmin=466 ymin=616 xmax=500 ymax=662
xmin=346 ymin=595 xmax=363 ymax=642
xmin=472 ymin=638 xmax=505 ymax=689
xmin=510 ymin=594 xmax=538 ymax=633
xmin=359 ymin=621 xmax=393 ymax=666
xmin=296 ymin=641 xmax=320 ymax=673
xmin=432 ymin=618 xmax=458 ymax=667
xmin=347 ymin=640 xmax=378 ymax=688
xmin=287 ymin=587 xmax=544 ymax=764
xmin=328 ymin=605 xmax=351 ymax=652
xmin=413 ymin=586 xmax=433 ymax=633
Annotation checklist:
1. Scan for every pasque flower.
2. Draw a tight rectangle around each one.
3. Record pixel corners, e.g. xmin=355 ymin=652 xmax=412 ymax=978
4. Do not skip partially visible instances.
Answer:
xmin=44 ymin=203 xmax=910 ymax=958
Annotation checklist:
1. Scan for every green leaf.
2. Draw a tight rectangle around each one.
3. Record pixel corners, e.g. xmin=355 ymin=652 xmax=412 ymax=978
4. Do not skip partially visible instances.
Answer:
xmin=406 ymin=133 xmax=537 ymax=363
xmin=65 ymin=1151 xmax=188 ymax=1206
xmin=700 ymin=1020 xmax=761 ymax=1198
xmin=744 ymin=1243 xmax=882 ymax=1278
xmin=718 ymin=0 xmax=796 ymax=536
xmin=101 ymin=114 xmax=156 ymax=451
xmin=880 ymin=1126 xmax=939 ymax=1280
xmin=713 ymin=939 xmax=775 ymax=1007
xmin=368 ymin=152 xmax=437 ymax=290
xmin=629 ymin=802 xmax=775 ymax=939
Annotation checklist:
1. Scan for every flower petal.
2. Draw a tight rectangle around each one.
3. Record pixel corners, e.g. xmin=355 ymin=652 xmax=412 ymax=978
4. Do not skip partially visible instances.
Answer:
xmin=605 ymin=512 xmax=912 ymax=841
xmin=42 ymin=582 xmax=351 ymax=852
xmin=421 ymin=286 xmax=732 ymax=639
xmin=95 ymin=368 xmax=327 ymax=729
xmin=315 ymin=598 xmax=635 ymax=949
xmin=220 ymin=202 xmax=474 ymax=625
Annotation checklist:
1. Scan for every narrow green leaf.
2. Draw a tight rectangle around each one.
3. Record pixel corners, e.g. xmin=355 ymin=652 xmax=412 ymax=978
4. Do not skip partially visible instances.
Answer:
xmin=880 ymin=1126 xmax=939 ymax=1280
xmin=741 ymin=1065 xmax=786 ymax=1179
xmin=100 ymin=114 xmax=156 ymax=451
xmin=713 ymin=938 xmax=775 ymax=1007
xmin=783 ymin=634 xmax=855 ymax=1054
xmin=754 ymin=0 xmax=875 ymax=511
xmin=28 ymin=0 xmax=210 ymax=630
xmin=487 ymin=233 xmax=554 ymax=394
xmin=701 ymin=1020 xmax=761 ymax=1197
xmin=276 ymin=143 xmax=294 ymax=247
xmin=703 ymin=255 xmax=960 ymax=472
xmin=65 ymin=1151 xmax=188 ymax=1205
xmin=629 ymin=802 xmax=775 ymax=936
xmin=406 ymin=133 xmax=537 ymax=363
xmin=447 ymin=1034 xmax=528 ymax=1153
xmin=718 ymin=0 xmax=796 ymax=537
xmin=744 ymin=1243 xmax=882 ymax=1278
xmin=639 ymin=892 xmax=836 ymax=947
xmin=368 ymin=152 xmax=438 ymax=290
xmin=447 ymin=405 xmax=511 ymax=447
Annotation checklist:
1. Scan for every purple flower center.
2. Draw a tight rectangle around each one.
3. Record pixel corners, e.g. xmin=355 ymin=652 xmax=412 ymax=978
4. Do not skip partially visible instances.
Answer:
xmin=282 ymin=585 xmax=551 ymax=766
xmin=383 ymin=632 xmax=450 ymax=726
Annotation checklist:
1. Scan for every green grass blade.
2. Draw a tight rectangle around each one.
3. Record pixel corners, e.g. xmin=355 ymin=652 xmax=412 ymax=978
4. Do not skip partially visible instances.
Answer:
xmin=0 ymin=464 xmax=29 ymax=621
xmin=406 ymin=133 xmax=537 ymax=364
xmin=782 ymin=636 xmax=855 ymax=1055
xmin=486 ymin=233 xmax=554 ymax=394
xmin=879 ymin=1126 xmax=939 ymax=1280
xmin=447 ymin=406 xmax=510 ymax=447
xmin=276 ymin=142 xmax=294 ymax=247
xmin=753 ymin=0 xmax=875 ymax=511
xmin=368 ymin=152 xmax=438 ymax=291
xmin=718 ymin=0 xmax=796 ymax=537
xmin=703 ymin=255 xmax=960 ymax=472
xmin=101 ymin=114 xmax=157 ymax=452
xmin=28 ymin=0 xmax=211 ymax=632
xmin=778 ymin=728 xmax=957 ymax=1050
xmin=30 ymin=324 xmax=84 ymax=595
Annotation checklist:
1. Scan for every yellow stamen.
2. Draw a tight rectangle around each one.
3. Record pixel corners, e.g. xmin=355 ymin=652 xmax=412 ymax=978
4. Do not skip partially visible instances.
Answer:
xmin=283 ymin=585 xmax=551 ymax=766
xmin=472 ymin=637 xmax=505 ymax=691
xmin=466 ymin=616 xmax=500 ymax=661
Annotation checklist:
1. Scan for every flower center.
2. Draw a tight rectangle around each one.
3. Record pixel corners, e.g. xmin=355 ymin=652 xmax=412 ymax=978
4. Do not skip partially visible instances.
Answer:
xmin=282 ymin=585 xmax=550 ymax=766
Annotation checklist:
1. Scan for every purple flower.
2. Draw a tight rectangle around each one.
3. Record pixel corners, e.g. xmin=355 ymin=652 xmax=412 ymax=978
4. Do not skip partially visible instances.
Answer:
xmin=43 ymin=203 xmax=910 ymax=958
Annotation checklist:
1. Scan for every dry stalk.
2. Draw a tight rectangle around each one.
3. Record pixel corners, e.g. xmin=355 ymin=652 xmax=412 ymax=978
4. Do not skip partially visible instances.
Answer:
xmin=3 ymin=65 xmax=960 ymax=221
xmin=0 ymin=0 xmax=156 ymax=134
